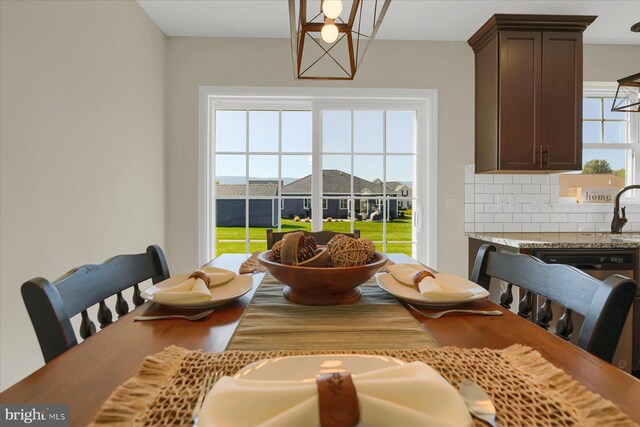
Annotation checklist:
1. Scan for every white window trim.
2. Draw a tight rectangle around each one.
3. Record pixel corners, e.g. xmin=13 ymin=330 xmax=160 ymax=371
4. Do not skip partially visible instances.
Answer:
xmin=303 ymin=198 xmax=311 ymax=209
xmin=555 ymin=84 xmax=640 ymax=205
xmin=199 ymin=86 xmax=438 ymax=269
xmin=339 ymin=199 xmax=348 ymax=210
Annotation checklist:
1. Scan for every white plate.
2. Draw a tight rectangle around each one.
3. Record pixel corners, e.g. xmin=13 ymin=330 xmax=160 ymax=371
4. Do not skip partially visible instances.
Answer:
xmin=141 ymin=270 xmax=253 ymax=309
xmin=201 ymin=355 xmax=471 ymax=427
xmin=376 ymin=273 xmax=489 ymax=308
xmin=234 ymin=354 xmax=407 ymax=381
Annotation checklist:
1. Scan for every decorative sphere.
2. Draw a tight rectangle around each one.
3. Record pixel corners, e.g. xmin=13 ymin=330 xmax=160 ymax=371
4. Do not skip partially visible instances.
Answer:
xmin=322 ymin=0 xmax=343 ymax=19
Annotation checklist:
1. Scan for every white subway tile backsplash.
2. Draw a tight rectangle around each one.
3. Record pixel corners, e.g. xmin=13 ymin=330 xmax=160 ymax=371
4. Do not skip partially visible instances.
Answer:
xmin=493 ymin=175 xmax=512 ymax=184
xmin=465 ymin=223 xmax=475 ymax=232
xmin=484 ymin=184 xmax=503 ymax=193
xmin=531 ymin=175 xmax=549 ymax=185
xmin=465 ymin=204 xmax=475 ymax=222
xmin=503 ymin=223 xmax=522 ymax=232
xmin=465 ymin=166 xmax=638 ymax=233
xmin=540 ymin=223 xmax=559 ymax=232
xmin=531 ymin=213 xmax=550 ymax=222
xmin=475 ymin=213 xmax=493 ymax=223
xmin=475 ymin=193 xmax=494 ymax=203
xmin=522 ymin=204 xmax=541 ymax=213
xmin=549 ymin=213 xmax=568 ymax=222
xmin=513 ymin=194 xmax=531 ymax=204
xmin=577 ymin=223 xmax=596 ymax=232
xmin=503 ymin=184 xmax=522 ymax=193
xmin=475 ymin=174 xmax=494 ymax=184
xmin=558 ymin=223 xmax=578 ymax=232
xmin=513 ymin=175 xmax=532 ymax=184
xmin=586 ymin=213 xmax=604 ymax=223
xmin=484 ymin=223 xmax=503 ymax=232
xmin=484 ymin=203 xmax=501 ymax=213
xmin=567 ymin=213 xmax=586 ymax=223
xmin=513 ymin=213 xmax=531 ymax=222
xmin=523 ymin=184 xmax=541 ymax=194
xmin=494 ymin=213 xmax=513 ymax=222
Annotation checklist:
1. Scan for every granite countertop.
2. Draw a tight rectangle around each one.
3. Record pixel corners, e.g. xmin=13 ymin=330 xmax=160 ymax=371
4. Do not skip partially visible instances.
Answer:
xmin=465 ymin=232 xmax=640 ymax=249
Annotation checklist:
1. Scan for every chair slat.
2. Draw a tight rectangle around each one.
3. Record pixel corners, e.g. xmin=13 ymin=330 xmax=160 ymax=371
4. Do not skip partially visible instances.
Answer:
xmin=97 ymin=301 xmax=113 ymax=328
xmin=556 ymin=308 xmax=574 ymax=341
xmin=499 ymin=283 xmax=513 ymax=309
xmin=132 ymin=284 xmax=145 ymax=307
xmin=536 ymin=298 xmax=553 ymax=330
xmin=79 ymin=310 xmax=96 ymax=339
xmin=115 ymin=292 xmax=129 ymax=317
xmin=518 ymin=291 xmax=533 ymax=319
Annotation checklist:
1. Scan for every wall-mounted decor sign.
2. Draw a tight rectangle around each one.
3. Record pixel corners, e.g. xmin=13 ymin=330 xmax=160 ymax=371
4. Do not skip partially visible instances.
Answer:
xmin=577 ymin=187 xmax=618 ymax=204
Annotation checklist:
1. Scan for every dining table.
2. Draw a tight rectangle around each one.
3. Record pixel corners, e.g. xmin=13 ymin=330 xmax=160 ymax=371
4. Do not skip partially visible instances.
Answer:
xmin=1 ymin=253 xmax=639 ymax=426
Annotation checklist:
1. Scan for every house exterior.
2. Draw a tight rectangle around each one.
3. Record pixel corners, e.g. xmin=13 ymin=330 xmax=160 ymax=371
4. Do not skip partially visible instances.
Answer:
xmin=215 ymin=183 xmax=278 ymax=227
xmin=281 ymin=170 xmax=398 ymax=220
xmin=384 ymin=180 xmax=412 ymax=210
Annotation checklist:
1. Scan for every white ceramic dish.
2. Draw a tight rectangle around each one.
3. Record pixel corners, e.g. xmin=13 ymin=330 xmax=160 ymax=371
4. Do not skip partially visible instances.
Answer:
xmin=141 ymin=270 xmax=253 ymax=309
xmin=200 ymin=355 xmax=471 ymax=427
xmin=376 ymin=273 xmax=489 ymax=308
xmin=233 ymin=354 xmax=407 ymax=381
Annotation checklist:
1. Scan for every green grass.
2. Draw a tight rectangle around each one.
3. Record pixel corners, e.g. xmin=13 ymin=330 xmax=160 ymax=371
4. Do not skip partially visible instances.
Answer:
xmin=215 ymin=218 xmax=413 ymax=256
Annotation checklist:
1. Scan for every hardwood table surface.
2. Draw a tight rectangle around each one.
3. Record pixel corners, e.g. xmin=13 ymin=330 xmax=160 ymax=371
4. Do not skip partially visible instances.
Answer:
xmin=1 ymin=254 xmax=639 ymax=426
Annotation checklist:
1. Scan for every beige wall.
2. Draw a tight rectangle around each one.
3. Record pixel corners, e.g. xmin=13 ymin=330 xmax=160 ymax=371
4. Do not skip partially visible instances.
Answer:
xmin=0 ymin=1 xmax=166 ymax=390
xmin=165 ymin=37 xmax=640 ymax=277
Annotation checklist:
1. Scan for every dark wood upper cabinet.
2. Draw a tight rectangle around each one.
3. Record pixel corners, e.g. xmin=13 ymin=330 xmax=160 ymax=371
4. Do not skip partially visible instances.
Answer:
xmin=468 ymin=14 xmax=596 ymax=173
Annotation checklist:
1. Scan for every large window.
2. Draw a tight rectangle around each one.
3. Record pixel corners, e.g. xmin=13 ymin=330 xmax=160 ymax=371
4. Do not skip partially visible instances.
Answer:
xmin=559 ymin=88 xmax=639 ymax=201
xmin=199 ymin=88 xmax=437 ymax=267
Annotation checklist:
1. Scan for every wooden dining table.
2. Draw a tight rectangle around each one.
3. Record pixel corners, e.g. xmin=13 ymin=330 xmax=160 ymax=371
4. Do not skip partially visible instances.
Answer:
xmin=1 ymin=253 xmax=639 ymax=426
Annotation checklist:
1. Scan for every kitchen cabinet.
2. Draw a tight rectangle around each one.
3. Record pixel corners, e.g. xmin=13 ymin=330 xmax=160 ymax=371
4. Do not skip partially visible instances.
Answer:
xmin=468 ymin=15 xmax=596 ymax=173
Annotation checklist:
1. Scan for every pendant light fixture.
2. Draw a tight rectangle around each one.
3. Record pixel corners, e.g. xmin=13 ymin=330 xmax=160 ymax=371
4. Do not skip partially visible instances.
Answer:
xmin=289 ymin=0 xmax=391 ymax=80
xmin=611 ymin=22 xmax=640 ymax=113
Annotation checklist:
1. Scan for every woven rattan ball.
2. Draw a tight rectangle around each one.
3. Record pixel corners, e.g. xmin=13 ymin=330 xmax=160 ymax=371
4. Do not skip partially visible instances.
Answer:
xmin=327 ymin=234 xmax=348 ymax=254
xmin=328 ymin=236 xmax=368 ymax=267
xmin=358 ymin=238 xmax=376 ymax=262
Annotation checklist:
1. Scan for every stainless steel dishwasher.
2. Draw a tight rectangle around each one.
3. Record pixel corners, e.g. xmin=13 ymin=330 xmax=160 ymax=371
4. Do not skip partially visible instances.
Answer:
xmin=531 ymin=249 xmax=638 ymax=377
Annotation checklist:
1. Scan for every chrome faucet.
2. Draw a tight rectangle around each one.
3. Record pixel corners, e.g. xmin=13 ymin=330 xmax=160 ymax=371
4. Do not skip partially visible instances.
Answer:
xmin=611 ymin=185 xmax=640 ymax=233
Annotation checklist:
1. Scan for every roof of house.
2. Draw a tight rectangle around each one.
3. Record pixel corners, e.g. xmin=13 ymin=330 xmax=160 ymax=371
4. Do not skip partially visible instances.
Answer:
xmin=216 ymin=183 xmax=278 ymax=197
xmin=282 ymin=170 xmax=387 ymax=195
xmin=386 ymin=181 xmax=408 ymax=192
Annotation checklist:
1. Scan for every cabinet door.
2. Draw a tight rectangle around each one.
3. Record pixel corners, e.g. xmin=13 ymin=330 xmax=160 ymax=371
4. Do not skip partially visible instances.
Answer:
xmin=499 ymin=31 xmax=542 ymax=170
xmin=541 ymin=32 xmax=582 ymax=171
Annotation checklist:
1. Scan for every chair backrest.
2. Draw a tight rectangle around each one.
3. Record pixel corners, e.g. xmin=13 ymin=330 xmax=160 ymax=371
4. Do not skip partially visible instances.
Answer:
xmin=266 ymin=229 xmax=361 ymax=249
xmin=470 ymin=244 xmax=636 ymax=362
xmin=21 ymin=245 xmax=170 ymax=362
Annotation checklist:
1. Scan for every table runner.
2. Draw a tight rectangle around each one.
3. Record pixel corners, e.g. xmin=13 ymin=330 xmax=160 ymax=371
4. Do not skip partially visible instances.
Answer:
xmin=226 ymin=279 xmax=436 ymax=351
xmin=91 ymin=344 xmax=637 ymax=427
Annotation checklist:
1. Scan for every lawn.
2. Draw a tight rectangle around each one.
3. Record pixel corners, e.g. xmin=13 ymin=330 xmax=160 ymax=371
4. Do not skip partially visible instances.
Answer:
xmin=216 ymin=217 xmax=413 ymax=256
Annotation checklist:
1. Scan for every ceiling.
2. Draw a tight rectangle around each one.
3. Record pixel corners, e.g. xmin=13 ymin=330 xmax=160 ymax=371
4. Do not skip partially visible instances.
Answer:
xmin=137 ymin=0 xmax=640 ymax=45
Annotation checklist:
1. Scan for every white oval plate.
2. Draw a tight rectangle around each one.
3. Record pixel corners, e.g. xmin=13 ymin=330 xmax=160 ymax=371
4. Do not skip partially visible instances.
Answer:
xmin=376 ymin=273 xmax=489 ymax=308
xmin=201 ymin=355 xmax=471 ymax=427
xmin=234 ymin=354 xmax=407 ymax=381
xmin=141 ymin=271 xmax=253 ymax=309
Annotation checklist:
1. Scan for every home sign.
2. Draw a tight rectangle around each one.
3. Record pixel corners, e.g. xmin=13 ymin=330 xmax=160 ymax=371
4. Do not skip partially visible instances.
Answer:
xmin=576 ymin=187 xmax=617 ymax=204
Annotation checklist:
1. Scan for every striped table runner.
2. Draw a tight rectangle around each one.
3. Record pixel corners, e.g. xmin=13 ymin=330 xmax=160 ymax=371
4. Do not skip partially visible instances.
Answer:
xmin=226 ymin=278 xmax=436 ymax=351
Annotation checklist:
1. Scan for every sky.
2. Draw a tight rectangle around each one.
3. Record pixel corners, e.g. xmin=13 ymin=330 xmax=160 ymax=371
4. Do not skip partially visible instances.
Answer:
xmin=215 ymin=110 xmax=416 ymax=185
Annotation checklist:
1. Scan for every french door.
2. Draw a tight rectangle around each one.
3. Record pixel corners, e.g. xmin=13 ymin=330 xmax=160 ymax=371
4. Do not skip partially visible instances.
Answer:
xmin=201 ymin=89 xmax=436 ymax=267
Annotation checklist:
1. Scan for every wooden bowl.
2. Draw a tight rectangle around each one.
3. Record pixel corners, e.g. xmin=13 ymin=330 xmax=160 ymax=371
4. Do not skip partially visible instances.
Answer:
xmin=258 ymin=251 xmax=388 ymax=305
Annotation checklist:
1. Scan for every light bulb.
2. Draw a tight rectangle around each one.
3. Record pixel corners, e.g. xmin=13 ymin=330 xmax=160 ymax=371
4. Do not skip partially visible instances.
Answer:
xmin=321 ymin=23 xmax=339 ymax=43
xmin=322 ymin=0 xmax=343 ymax=19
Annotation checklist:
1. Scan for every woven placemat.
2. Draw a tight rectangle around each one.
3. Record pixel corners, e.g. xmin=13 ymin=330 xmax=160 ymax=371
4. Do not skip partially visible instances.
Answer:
xmin=227 ymin=280 xmax=435 ymax=351
xmin=91 ymin=344 xmax=637 ymax=427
